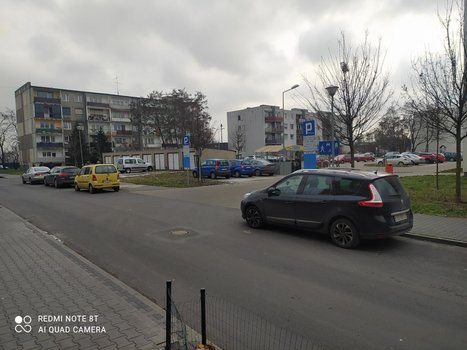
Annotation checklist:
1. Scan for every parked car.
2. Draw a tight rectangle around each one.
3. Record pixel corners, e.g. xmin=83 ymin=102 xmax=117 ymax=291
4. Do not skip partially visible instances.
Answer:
xmin=443 ymin=151 xmax=463 ymax=161
xmin=74 ymin=164 xmax=120 ymax=193
xmin=250 ymin=159 xmax=277 ymax=176
xmin=354 ymin=153 xmax=375 ymax=162
xmin=229 ymin=159 xmax=253 ymax=178
xmin=240 ymin=169 xmax=413 ymax=248
xmin=21 ymin=166 xmax=51 ymax=184
xmin=400 ymin=152 xmax=424 ymax=165
xmin=116 ymin=157 xmax=153 ymax=173
xmin=192 ymin=159 xmax=231 ymax=179
xmin=435 ymin=153 xmax=445 ymax=163
xmin=334 ymin=154 xmax=351 ymax=164
xmin=416 ymin=152 xmax=436 ymax=164
xmin=44 ymin=166 xmax=80 ymax=188
xmin=378 ymin=154 xmax=412 ymax=166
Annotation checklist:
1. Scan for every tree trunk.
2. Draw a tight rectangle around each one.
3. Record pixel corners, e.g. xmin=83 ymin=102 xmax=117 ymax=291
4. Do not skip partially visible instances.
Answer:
xmin=455 ymin=126 xmax=462 ymax=203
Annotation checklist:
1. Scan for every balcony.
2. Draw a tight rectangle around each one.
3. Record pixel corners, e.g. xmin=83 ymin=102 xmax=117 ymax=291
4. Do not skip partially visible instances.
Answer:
xmin=265 ymin=126 xmax=284 ymax=133
xmin=36 ymin=142 xmax=64 ymax=148
xmin=112 ymin=130 xmax=133 ymax=136
xmin=88 ymin=115 xmax=110 ymax=122
xmin=36 ymin=128 xmax=62 ymax=134
xmin=265 ymin=116 xmax=283 ymax=123
xmin=265 ymin=138 xmax=283 ymax=145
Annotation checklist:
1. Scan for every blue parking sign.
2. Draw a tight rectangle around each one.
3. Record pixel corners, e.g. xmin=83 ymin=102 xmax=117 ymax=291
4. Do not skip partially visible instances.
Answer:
xmin=183 ymin=134 xmax=190 ymax=146
xmin=303 ymin=120 xmax=315 ymax=136
xmin=318 ymin=140 xmax=339 ymax=155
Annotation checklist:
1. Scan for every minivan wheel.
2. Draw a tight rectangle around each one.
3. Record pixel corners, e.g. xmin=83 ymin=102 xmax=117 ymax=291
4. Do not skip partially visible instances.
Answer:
xmin=330 ymin=218 xmax=360 ymax=248
xmin=125 ymin=168 xmax=131 ymax=173
xmin=245 ymin=206 xmax=264 ymax=228
xmin=147 ymin=166 xmax=153 ymax=171
xmin=89 ymin=184 xmax=95 ymax=194
xmin=234 ymin=170 xmax=240 ymax=178
xmin=210 ymin=172 xmax=216 ymax=179
xmin=255 ymin=169 xmax=261 ymax=176
xmin=74 ymin=183 xmax=80 ymax=191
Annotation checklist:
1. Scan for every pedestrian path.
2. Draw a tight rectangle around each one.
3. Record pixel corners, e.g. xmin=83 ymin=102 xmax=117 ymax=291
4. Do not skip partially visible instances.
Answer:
xmin=0 ymin=206 xmax=167 ymax=350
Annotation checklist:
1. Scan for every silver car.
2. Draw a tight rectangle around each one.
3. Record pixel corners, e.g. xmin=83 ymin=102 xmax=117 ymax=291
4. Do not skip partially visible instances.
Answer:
xmin=22 ymin=166 xmax=51 ymax=184
xmin=401 ymin=153 xmax=424 ymax=165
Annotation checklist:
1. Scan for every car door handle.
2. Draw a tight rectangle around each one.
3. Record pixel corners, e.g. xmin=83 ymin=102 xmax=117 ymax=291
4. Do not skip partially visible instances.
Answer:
xmin=285 ymin=201 xmax=294 ymax=204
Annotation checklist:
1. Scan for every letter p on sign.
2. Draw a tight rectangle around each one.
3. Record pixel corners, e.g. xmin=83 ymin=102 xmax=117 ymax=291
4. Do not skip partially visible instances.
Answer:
xmin=304 ymin=120 xmax=315 ymax=136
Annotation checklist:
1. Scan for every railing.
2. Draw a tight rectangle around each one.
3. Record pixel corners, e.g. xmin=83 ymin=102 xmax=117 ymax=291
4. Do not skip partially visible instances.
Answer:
xmin=265 ymin=138 xmax=283 ymax=145
xmin=265 ymin=126 xmax=284 ymax=133
xmin=36 ymin=142 xmax=64 ymax=148
xmin=114 ymin=130 xmax=133 ymax=135
xmin=36 ymin=128 xmax=62 ymax=134
xmin=88 ymin=115 xmax=110 ymax=122
xmin=265 ymin=116 xmax=283 ymax=123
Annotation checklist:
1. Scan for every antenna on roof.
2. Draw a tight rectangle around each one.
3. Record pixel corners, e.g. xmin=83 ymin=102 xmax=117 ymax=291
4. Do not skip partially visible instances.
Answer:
xmin=115 ymin=75 xmax=120 ymax=95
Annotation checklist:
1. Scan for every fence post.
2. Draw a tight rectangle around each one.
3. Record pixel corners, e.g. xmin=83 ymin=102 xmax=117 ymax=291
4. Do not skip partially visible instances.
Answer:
xmin=166 ymin=280 xmax=172 ymax=350
xmin=201 ymin=288 xmax=207 ymax=345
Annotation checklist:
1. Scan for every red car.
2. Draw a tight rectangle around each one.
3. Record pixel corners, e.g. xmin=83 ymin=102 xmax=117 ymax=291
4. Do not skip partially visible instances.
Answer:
xmin=416 ymin=152 xmax=436 ymax=163
xmin=355 ymin=153 xmax=376 ymax=162
xmin=334 ymin=154 xmax=351 ymax=164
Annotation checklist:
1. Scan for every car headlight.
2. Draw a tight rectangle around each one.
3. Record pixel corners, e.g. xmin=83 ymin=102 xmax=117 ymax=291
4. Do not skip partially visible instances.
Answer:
xmin=243 ymin=192 xmax=251 ymax=199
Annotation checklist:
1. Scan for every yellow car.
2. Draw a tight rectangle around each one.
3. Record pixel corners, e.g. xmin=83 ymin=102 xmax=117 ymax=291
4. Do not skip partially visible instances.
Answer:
xmin=74 ymin=164 xmax=120 ymax=194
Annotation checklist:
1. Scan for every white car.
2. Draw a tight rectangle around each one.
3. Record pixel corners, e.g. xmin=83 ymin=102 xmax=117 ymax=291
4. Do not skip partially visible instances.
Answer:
xmin=401 ymin=152 xmax=424 ymax=165
xmin=377 ymin=155 xmax=412 ymax=166
xmin=116 ymin=157 xmax=154 ymax=173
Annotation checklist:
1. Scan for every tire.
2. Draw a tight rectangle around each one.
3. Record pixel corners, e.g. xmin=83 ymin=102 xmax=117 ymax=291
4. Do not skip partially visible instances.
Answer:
xmin=268 ymin=173 xmax=273 ymax=176
xmin=125 ymin=168 xmax=131 ymax=173
xmin=210 ymin=172 xmax=216 ymax=179
xmin=54 ymin=179 xmax=60 ymax=188
xmin=89 ymin=184 xmax=95 ymax=194
xmin=398 ymin=161 xmax=404 ymax=166
xmin=378 ymin=161 xmax=383 ymax=165
xmin=248 ymin=174 xmax=252 ymax=177
xmin=234 ymin=170 xmax=240 ymax=178
xmin=113 ymin=186 xmax=120 ymax=192
xmin=44 ymin=179 xmax=49 ymax=186
xmin=245 ymin=205 xmax=264 ymax=228
xmin=225 ymin=175 xmax=231 ymax=179
xmin=22 ymin=178 xmax=26 ymax=184
xmin=330 ymin=218 xmax=360 ymax=248
xmin=255 ymin=169 xmax=261 ymax=176
xmin=74 ymin=183 xmax=80 ymax=191
xmin=29 ymin=178 xmax=33 ymax=185
xmin=192 ymin=171 xmax=198 ymax=178
xmin=147 ymin=166 xmax=153 ymax=171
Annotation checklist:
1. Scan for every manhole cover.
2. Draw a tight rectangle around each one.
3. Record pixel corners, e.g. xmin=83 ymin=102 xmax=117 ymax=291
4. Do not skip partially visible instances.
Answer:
xmin=170 ymin=230 xmax=189 ymax=236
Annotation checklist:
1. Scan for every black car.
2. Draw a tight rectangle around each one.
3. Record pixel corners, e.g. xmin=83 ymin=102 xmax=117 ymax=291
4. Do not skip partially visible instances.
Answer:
xmin=251 ymin=159 xmax=277 ymax=176
xmin=44 ymin=166 xmax=80 ymax=188
xmin=240 ymin=169 xmax=413 ymax=248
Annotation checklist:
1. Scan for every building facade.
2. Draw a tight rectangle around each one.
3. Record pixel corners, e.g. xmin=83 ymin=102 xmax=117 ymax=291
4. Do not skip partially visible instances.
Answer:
xmin=15 ymin=82 xmax=163 ymax=167
xmin=227 ymin=105 xmax=324 ymax=158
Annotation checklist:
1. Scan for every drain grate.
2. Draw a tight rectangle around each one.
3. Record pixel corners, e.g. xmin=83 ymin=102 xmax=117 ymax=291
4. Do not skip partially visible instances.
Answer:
xmin=170 ymin=230 xmax=189 ymax=236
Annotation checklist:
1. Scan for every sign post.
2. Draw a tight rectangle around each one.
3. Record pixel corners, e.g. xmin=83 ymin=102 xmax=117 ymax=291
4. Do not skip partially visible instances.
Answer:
xmin=303 ymin=120 xmax=317 ymax=169
xmin=183 ymin=133 xmax=191 ymax=185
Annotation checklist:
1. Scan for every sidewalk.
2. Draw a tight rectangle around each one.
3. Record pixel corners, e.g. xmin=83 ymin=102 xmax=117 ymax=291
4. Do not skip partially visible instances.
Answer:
xmin=406 ymin=213 xmax=467 ymax=247
xmin=0 ymin=206 xmax=167 ymax=350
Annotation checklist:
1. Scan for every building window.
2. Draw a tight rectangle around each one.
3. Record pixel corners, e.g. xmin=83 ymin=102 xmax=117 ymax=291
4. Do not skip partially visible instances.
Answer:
xmin=74 ymin=95 xmax=82 ymax=103
xmin=62 ymin=107 xmax=71 ymax=116
xmin=238 ymin=115 xmax=241 ymax=121
xmin=75 ymin=108 xmax=83 ymax=115
xmin=62 ymin=93 xmax=69 ymax=102
xmin=284 ymin=124 xmax=288 ymax=130
xmin=290 ymin=134 xmax=295 ymax=140
xmin=63 ymin=122 xmax=71 ymax=130
xmin=41 ymin=135 xmax=55 ymax=142
xmin=290 ymin=124 xmax=294 ymax=129
xmin=37 ymin=91 xmax=53 ymax=99
xmin=64 ymin=136 xmax=70 ymax=144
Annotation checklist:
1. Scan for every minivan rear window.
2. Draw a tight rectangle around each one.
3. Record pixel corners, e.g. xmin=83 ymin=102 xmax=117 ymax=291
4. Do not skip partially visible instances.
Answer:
xmin=95 ymin=165 xmax=117 ymax=174
xmin=372 ymin=176 xmax=406 ymax=198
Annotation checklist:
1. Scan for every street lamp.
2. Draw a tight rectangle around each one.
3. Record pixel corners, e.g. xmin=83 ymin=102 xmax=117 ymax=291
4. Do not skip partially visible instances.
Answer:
xmin=282 ymin=84 xmax=299 ymax=158
xmin=76 ymin=125 xmax=84 ymax=167
xmin=325 ymin=85 xmax=338 ymax=167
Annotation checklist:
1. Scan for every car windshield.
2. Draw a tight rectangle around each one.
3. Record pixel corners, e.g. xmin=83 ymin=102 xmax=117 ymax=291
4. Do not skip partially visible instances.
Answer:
xmin=35 ymin=167 xmax=50 ymax=172
xmin=373 ymin=176 xmax=407 ymax=199
xmin=95 ymin=165 xmax=117 ymax=174
xmin=62 ymin=167 xmax=79 ymax=174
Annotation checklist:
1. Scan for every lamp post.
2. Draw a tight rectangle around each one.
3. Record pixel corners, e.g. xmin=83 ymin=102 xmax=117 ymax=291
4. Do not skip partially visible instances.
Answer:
xmin=325 ymin=85 xmax=338 ymax=167
xmin=282 ymin=84 xmax=299 ymax=159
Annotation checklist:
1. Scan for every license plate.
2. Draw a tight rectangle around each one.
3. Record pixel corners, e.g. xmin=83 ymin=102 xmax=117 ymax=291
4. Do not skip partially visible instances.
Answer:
xmin=103 ymin=179 xmax=111 ymax=183
xmin=394 ymin=213 xmax=407 ymax=223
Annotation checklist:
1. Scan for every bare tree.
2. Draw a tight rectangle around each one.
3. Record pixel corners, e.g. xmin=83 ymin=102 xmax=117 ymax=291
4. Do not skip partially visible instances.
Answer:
xmin=229 ymin=126 xmax=246 ymax=158
xmin=0 ymin=109 xmax=17 ymax=167
xmin=299 ymin=31 xmax=392 ymax=167
xmin=403 ymin=0 xmax=467 ymax=203
xmin=400 ymin=104 xmax=436 ymax=152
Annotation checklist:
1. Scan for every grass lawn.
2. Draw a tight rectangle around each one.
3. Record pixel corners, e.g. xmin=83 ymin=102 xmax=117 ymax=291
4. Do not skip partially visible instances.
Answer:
xmin=0 ymin=169 xmax=23 ymax=176
xmin=401 ymin=175 xmax=467 ymax=217
xmin=121 ymin=171 xmax=220 ymax=188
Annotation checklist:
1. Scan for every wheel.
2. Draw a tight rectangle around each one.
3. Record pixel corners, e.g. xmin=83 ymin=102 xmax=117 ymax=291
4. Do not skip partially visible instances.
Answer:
xmin=398 ymin=161 xmax=404 ymax=166
xmin=245 ymin=205 xmax=264 ymax=228
xmin=248 ymin=174 xmax=252 ymax=177
xmin=147 ymin=166 xmax=153 ymax=171
xmin=234 ymin=170 xmax=240 ymax=178
xmin=44 ymin=179 xmax=49 ymax=186
xmin=113 ymin=186 xmax=120 ymax=192
xmin=268 ymin=173 xmax=273 ymax=176
xmin=74 ymin=183 xmax=80 ymax=191
xmin=378 ymin=161 xmax=383 ymax=165
xmin=330 ymin=218 xmax=360 ymax=248
xmin=89 ymin=184 xmax=95 ymax=194
xmin=225 ymin=175 xmax=230 ymax=179
xmin=54 ymin=179 xmax=60 ymax=188
xmin=22 ymin=178 xmax=26 ymax=184
xmin=192 ymin=171 xmax=198 ymax=178
xmin=255 ymin=169 xmax=261 ymax=176
xmin=29 ymin=177 xmax=33 ymax=185
xmin=125 ymin=168 xmax=131 ymax=173
xmin=210 ymin=172 xmax=216 ymax=179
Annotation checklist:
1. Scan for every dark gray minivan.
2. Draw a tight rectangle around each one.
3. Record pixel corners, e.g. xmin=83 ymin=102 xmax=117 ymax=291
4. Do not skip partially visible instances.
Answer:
xmin=240 ymin=169 xmax=413 ymax=248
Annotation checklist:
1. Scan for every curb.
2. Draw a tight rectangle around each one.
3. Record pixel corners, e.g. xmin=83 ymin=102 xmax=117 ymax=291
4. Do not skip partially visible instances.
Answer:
xmin=402 ymin=232 xmax=467 ymax=248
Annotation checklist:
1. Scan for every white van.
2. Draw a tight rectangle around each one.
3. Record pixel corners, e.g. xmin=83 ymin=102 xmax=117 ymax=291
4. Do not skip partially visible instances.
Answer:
xmin=116 ymin=157 xmax=154 ymax=173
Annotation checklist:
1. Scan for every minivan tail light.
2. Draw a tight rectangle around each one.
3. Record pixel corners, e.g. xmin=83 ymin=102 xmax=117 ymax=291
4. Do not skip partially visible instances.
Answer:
xmin=92 ymin=175 xmax=97 ymax=181
xmin=358 ymin=183 xmax=383 ymax=208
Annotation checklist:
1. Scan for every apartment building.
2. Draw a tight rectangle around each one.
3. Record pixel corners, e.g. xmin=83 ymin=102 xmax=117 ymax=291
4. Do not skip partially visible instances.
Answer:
xmin=227 ymin=105 xmax=323 ymax=157
xmin=15 ymin=82 xmax=162 ymax=167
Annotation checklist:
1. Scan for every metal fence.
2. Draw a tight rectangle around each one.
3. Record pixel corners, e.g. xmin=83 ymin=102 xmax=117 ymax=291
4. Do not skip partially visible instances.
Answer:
xmin=167 ymin=283 xmax=323 ymax=350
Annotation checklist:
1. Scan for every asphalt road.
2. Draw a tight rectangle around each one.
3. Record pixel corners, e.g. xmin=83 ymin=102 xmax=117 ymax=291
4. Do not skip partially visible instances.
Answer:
xmin=1 ymin=174 xmax=466 ymax=350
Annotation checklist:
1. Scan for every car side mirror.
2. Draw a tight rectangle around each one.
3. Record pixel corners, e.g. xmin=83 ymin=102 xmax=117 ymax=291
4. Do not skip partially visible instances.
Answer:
xmin=267 ymin=187 xmax=280 ymax=197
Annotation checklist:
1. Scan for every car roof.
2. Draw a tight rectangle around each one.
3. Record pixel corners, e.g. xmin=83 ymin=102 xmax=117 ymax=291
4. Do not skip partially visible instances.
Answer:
xmin=292 ymin=168 xmax=394 ymax=179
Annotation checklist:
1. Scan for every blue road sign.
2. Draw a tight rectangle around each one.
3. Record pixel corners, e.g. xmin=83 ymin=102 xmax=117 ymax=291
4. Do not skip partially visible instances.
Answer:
xmin=318 ymin=140 xmax=340 ymax=155
xmin=303 ymin=120 xmax=315 ymax=136
xmin=183 ymin=134 xmax=190 ymax=146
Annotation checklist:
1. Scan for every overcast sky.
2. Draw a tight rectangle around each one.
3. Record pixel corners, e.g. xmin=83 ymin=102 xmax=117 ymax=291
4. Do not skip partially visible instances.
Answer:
xmin=0 ymin=0 xmax=445 ymax=138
